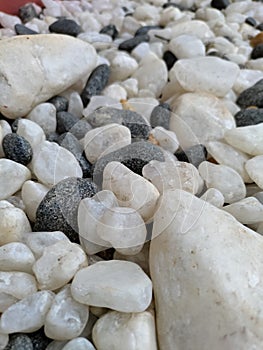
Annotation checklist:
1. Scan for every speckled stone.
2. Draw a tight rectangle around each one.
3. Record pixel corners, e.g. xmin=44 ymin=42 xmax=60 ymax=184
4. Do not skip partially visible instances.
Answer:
xmin=67 ymin=119 xmax=92 ymax=140
xmin=175 ymin=144 xmax=207 ymax=168
xmin=48 ymin=96 xmax=68 ymax=113
xmin=3 ymin=133 xmax=33 ymax=166
xmin=135 ymin=25 xmax=161 ymax=36
xmin=28 ymin=328 xmax=52 ymax=350
xmin=92 ymin=141 xmax=164 ymax=183
xmin=56 ymin=112 xmax=79 ymax=135
xmin=100 ymin=24 xmax=119 ymax=39
xmin=34 ymin=178 xmax=97 ymax=243
xmin=49 ymin=19 xmax=82 ymax=37
xmin=236 ymin=79 xmax=263 ymax=108
xmin=15 ymin=24 xmax=38 ymax=35
xmin=19 ymin=3 xmax=37 ymax=23
xmin=150 ymin=103 xmax=171 ymax=129
xmin=81 ymin=64 xmax=110 ymax=107
xmin=119 ymin=34 xmax=150 ymax=52
xmin=251 ymin=44 xmax=263 ymax=60
xmin=4 ymin=334 xmax=33 ymax=350
xmin=234 ymin=108 xmax=263 ymax=126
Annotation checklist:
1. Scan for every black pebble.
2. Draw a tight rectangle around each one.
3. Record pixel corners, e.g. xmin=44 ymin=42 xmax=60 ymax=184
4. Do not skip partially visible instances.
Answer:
xmin=48 ymin=96 xmax=68 ymax=112
xmin=80 ymin=64 xmax=110 ymax=107
xmin=15 ymin=24 xmax=38 ymax=35
xmin=3 ymin=133 xmax=33 ymax=166
xmin=210 ymin=0 xmax=230 ymax=10
xmin=4 ymin=334 xmax=33 ymax=350
xmin=245 ymin=17 xmax=257 ymax=27
xmin=234 ymin=108 xmax=263 ymax=126
xmin=162 ymin=2 xmax=187 ymax=10
xmin=79 ymin=154 xmax=93 ymax=178
xmin=100 ymin=24 xmax=119 ymax=39
xmin=56 ymin=111 xmax=79 ymax=134
xmin=92 ymin=141 xmax=165 ymax=184
xmin=49 ymin=18 xmax=82 ymax=37
xmin=118 ymin=34 xmax=150 ymax=52
xmin=135 ymin=25 xmax=161 ymax=36
xmin=175 ymin=144 xmax=207 ymax=168
xmin=257 ymin=23 xmax=263 ymax=31
xmin=28 ymin=328 xmax=52 ymax=350
xmin=236 ymin=78 xmax=263 ymax=108
xmin=163 ymin=50 xmax=177 ymax=70
xmin=19 ymin=3 xmax=38 ymax=23
xmin=34 ymin=177 xmax=97 ymax=243
xmin=150 ymin=103 xmax=171 ymax=129
xmin=251 ymin=43 xmax=263 ymax=59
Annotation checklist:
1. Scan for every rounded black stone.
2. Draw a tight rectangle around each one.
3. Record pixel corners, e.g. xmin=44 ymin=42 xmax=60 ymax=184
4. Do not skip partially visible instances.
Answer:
xmin=80 ymin=64 xmax=110 ymax=107
xmin=257 ymin=23 xmax=263 ymax=31
xmin=245 ymin=17 xmax=257 ymax=27
xmin=3 ymin=133 xmax=33 ymax=166
xmin=19 ymin=3 xmax=38 ymax=23
xmin=236 ymin=78 xmax=263 ymax=108
xmin=251 ymin=43 xmax=263 ymax=59
xmin=162 ymin=2 xmax=187 ymax=10
xmin=5 ymin=334 xmax=33 ymax=350
xmin=48 ymin=96 xmax=68 ymax=112
xmin=210 ymin=0 xmax=230 ymax=10
xmin=135 ymin=25 xmax=161 ymax=36
xmin=49 ymin=18 xmax=82 ymax=37
xmin=100 ymin=24 xmax=119 ymax=39
xmin=163 ymin=50 xmax=177 ymax=70
xmin=175 ymin=144 xmax=207 ymax=168
xmin=34 ymin=177 xmax=97 ymax=243
xmin=150 ymin=103 xmax=171 ymax=129
xmin=118 ymin=34 xmax=150 ymax=52
xmin=234 ymin=108 xmax=263 ymax=126
xmin=56 ymin=111 xmax=79 ymax=134
xmin=15 ymin=24 xmax=38 ymax=35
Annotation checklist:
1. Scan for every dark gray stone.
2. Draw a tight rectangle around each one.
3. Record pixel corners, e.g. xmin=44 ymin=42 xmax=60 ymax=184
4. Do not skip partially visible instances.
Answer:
xmin=135 ymin=25 xmax=161 ymax=36
xmin=163 ymin=51 xmax=177 ymax=70
xmin=69 ymin=119 xmax=92 ymax=140
xmin=46 ymin=132 xmax=60 ymax=143
xmin=234 ymin=108 xmax=263 ymax=126
xmin=85 ymin=107 xmax=123 ymax=127
xmin=257 ymin=23 xmax=263 ymax=31
xmin=245 ymin=17 xmax=257 ymax=27
xmin=28 ymin=328 xmax=52 ymax=350
xmin=3 ymin=133 xmax=33 ymax=166
xmin=251 ymin=43 xmax=263 ymax=59
xmin=19 ymin=3 xmax=38 ymax=23
xmin=56 ymin=111 xmax=79 ymax=134
xmin=34 ymin=177 xmax=97 ymax=243
xmin=175 ymin=144 xmax=207 ymax=168
xmin=100 ymin=24 xmax=118 ymax=39
xmin=5 ymin=334 xmax=33 ymax=350
xmin=48 ymin=96 xmax=68 ymax=112
xmin=162 ymin=2 xmax=187 ymax=10
xmin=80 ymin=64 xmax=110 ymax=107
xmin=236 ymin=79 xmax=263 ymax=108
xmin=119 ymin=34 xmax=150 ymax=52
xmin=150 ymin=103 xmax=171 ymax=129
xmin=49 ymin=19 xmax=82 ymax=37
xmin=211 ymin=0 xmax=230 ymax=10
xmin=14 ymin=24 xmax=38 ymax=35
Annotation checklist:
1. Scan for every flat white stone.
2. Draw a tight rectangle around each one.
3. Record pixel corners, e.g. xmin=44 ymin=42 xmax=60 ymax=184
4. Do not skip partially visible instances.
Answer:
xmin=169 ymin=35 xmax=205 ymax=59
xmin=0 ymin=242 xmax=35 ymax=273
xmin=0 ymin=120 xmax=11 ymax=158
xmin=84 ymin=124 xmax=131 ymax=164
xmin=44 ymin=285 xmax=89 ymax=341
xmin=27 ymin=103 xmax=57 ymax=135
xmin=170 ymin=20 xmax=215 ymax=41
xmin=0 ymin=291 xmax=54 ymax=333
xmin=224 ymin=124 xmax=263 ymax=156
xmin=170 ymin=93 xmax=236 ymax=149
xmin=224 ymin=197 xmax=263 ymax=224
xmin=0 ymin=204 xmax=31 ymax=245
xmin=31 ymin=141 xmax=82 ymax=187
xmin=32 ymin=240 xmax=88 ymax=291
xmin=0 ymin=159 xmax=31 ymax=200
xmin=206 ymin=141 xmax=251 ymax=183
xmin=103 ymin=162 xmax=160 ymax=222
xmin=245 ymin=156 xmax=263 ymax=189
xmin=170 ymin=57 xmax=239 ymax=98
xmin=71 ymin=260 xmax=152 ymax=313
xmin=97 ymin=206 xmax=147 ymax=255
xmin=21 ymin=180 xmax=49 ymax=222
xmin=62 ymin=338 xmax=96 ymax=350
xmin=200 ymin=188 xmax=225 ymax=207
xmin=22 ymin=231 xmax=70 ymax=259
xmin=92 ymin=311 xmax=157 ymax=350
xmin=199 ymin=161 xmax=246 ymax=203
xmin=0 ymin=34 xmax=97 ymax=118
xmin=149 ymin=127 xmax=179 ymax=153
xmin=150 ymin=189 xmax=263 ymax=350
xmin=16 ymin=119 xmax=46 ymax=150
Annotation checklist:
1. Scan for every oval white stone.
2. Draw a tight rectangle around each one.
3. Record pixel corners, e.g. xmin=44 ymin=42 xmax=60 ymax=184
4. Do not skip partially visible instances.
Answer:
xmin=224 ymin=197 xmax=263 ymax=224
xmin=27 ymin=103 xmax=57 ymax=135
xmin=0 ymin=242 xmax=35 ymax=273
xmin=245 ymin=156 xmax=263 ymax=189
xmin=16 ymin=119 xmax=46 ymax=150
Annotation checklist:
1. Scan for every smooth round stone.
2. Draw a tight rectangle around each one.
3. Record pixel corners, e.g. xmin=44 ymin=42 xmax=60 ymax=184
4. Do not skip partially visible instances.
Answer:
xmin=224 ymin=124 xmax=263 ymax=156
xmin=67 ymin=92 xmax=83 ymax=119
xmin=15 ymin=119 xmax=46 ymax=150
xmin=102 ymin=83 xmax=127 ymax=101
xmin=34 ymin=177 xmax=97 ymax=243
xmin=234 ymin=108 xmax=263 ymax=127
xmin=0 ymin=34 xmax=97 ymax=118
xmin=198 ymin=161 xmax=246 ymax=203
xmin=84 ymin=124 xmax=131 ymax=164
xmin=103 ymin=162 xmax=160 ymax=222
xmin=31 ymin=141 xmax=82 ymax=187
xmin=0 ymin=242 xmax=35 ymax=273
xmin=206 ymin=141 xmax=251 ymax=183
xmin=245 ymin=156 xmax=263 ymax=189
xmin=200 ymin=188 xmax=225 ymax=207
xmin=32 ymin=240 xmax=87 ymax=291
xmin=44 ymin=285 xmax=89 ymax=341
xmin=27 ymin=103 xmax=57 ymax=135
xmin=3 ymin=133 xmax=33 ymax=166
xmin=49 ymin=96 xmax=69 ymax=113
xmin=149 ymin=127 xmax=179 ymax=153
xmin=71 ymin=260 xmax=152 ymax=312
xmin=224 ymin=197 xmax=263 ymax=224
xmin=92 ymin=311 xmax=157 ymax=350
xmin=0 ymin=159 xmax=31 ymax=200
xmin=119 ymin=34 xmax=150 ymax=52
xmin=150 ymin=103 xmax=171 ymax=129
xmin=49 ymin=19 xmax=82 ymax=37
xmin=62 ymin=338 xmax=96 ymax=350
xmin=0 ymin=120 xmax=12 ymax=158
xmin=170 ymin=20 xmax=214 ymax=41
xmin=170 ymin=57 xmax=239 ymax=98
xmin=97 ymin=207 xmax=147 ymax=256
xmin=169 ymin=35 xmax=205 ymax=59
xmin=0 ymin=291 xmax=54 ymax=334
xmin=236 ymin=79 xmax=263 ymax=108
xmin=0 ymin=203 xmax=31 ymax=245
xmin=106 ymin=51 xmax=138 ymax=82
xmin=21 ymin=180 xmax=49 ymax=222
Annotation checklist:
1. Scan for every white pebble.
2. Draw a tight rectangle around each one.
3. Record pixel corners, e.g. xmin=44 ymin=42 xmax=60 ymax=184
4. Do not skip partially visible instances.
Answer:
xmin=233 ymin=69 xmax=263 ymax=95
xmin=149 ymin=127 xmax=179 ymax=153
xmin=107 ymin=51 xmax=138 ymax=82
xmin=68 ymin=92 xmax=84 ymax=119
xmin=245 ymin=156 xmax=263 ymax=190
xmin=102 ymin=83 xmax=127 ymax=101
xmin=200 ymin=188 xmax=225 ymax=207
xmin=120 ymin=78 xmax=139 ymax=98
xmin=0 ymin=242 xmax=35 ymax=273
xmin=0 ymin=121 xmax=12 ymax=158
xmin=224 ymin=197 xmax=263 ymax=224
xmin=131 ymin=42 xmax=151 ymax=61
xmin=0 ymin=12 xmax=21 ymax=29
xmin=16 ymin=119 xmax=46 ymax=150
xmin=170 ymin=20 xmax=214 ymax=41
xmin=78 ymin=32 xmax=112 ymax=50
xmin=169 ymin=35 xmax=205 ymax=59
xmin=62 ymin=338 xmax=96 ymax=350
xmin=27 ymin=103 xmax=57 ymax=135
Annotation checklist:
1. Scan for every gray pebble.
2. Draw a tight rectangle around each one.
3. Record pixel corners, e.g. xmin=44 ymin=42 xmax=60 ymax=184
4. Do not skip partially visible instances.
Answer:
xmin=236 ymin=79 xmax=263 ymax=108
xmin=118 ymin=34 xmax=150 ymax=52
xmin=4 ymin=334 xmax=33 ymax=350
xmin=150 ymin=103 xmax=171 ymax=129
xmin=48 ymin=96 xmax=68 ymax=112
xmin=19 ymin=3 xmax=38 ymax=23
xmin=49 ymin=18 xmax=82 ymax=37
xmin=15 ymin=24 xmax=38 ymax=35
xmin=234 ymin=108 xmax=263 ymax=126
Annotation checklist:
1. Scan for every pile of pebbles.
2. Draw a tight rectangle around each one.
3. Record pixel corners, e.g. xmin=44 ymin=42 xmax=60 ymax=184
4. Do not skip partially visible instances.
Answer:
xmin=0 ymin=0 xmax=263 ymax=349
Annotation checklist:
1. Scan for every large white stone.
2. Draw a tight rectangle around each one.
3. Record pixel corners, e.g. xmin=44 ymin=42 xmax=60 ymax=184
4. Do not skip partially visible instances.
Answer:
xmin=0 ymin=242 xmax=35 ymax=273
xmin=71 ymin=260 xmax=152 ymax=313
xmin=0 ymin=34 xmax=97 ymax=118
xmin=245 ymin=156 xmax=263 ymax=189
xmin=169 ymin=35 xmax=205 ymax=59
xmin=0 ymin=159 xmax=31 ymax=200
xmin=150 ymin=189 xmax=263 ymax=350
xmin=170 ymin=20 xmax=215 ymax=41
xmin=224 ymin=197 xmax=263 ymax=224
xmin=92 ymin=311 xmax=157 ymax=350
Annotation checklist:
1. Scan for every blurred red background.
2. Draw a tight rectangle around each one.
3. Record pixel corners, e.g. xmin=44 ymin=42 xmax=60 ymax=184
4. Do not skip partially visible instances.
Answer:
xmin=0 ymin=1 xmax=43 ymax=15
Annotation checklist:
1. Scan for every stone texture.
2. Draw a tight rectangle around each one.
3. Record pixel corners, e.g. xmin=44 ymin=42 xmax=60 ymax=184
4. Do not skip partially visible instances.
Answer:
xmin=2 ymin=133 xmax=33 ymax=166
xmin=150 ymin=189 xmax=263 ymax=350
xmin=149 ymin=127 xmax=179 ymax=153
xmin=169 ymin=35 xmax=205 ymax=59
xmin=234 ymin=108 xmax=263 ymax=127
xmin=236 ymin=79 xmax=263 ymax=109
xmin=200 ymin=188 xmax=225 ymax=207
xmin=71 ymin=260 xmax=152 ymax=312
xmin=0 ymin=34 xmax=97 ymax=118
xmin=15 ymin=118 xmax=46 ymax=150
xmin=245 ymin=156 xmax=263 ymax=189
xmin=150 ymin=103 xmax=171 ymax=129
xmin=26 ymin=103 xmax=57 ymax=136
xmin=49 ymin=19 xmax=82 ymax=37
xmin=0 ymin=242 xmax=35 ymax=273
xmin=62 ymin=338 xmax=96 ymax=350
xmin=170 ymin=20 xmax=215 ymax=41
xmin=224 ymin=197 xmax=263 ymax=224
